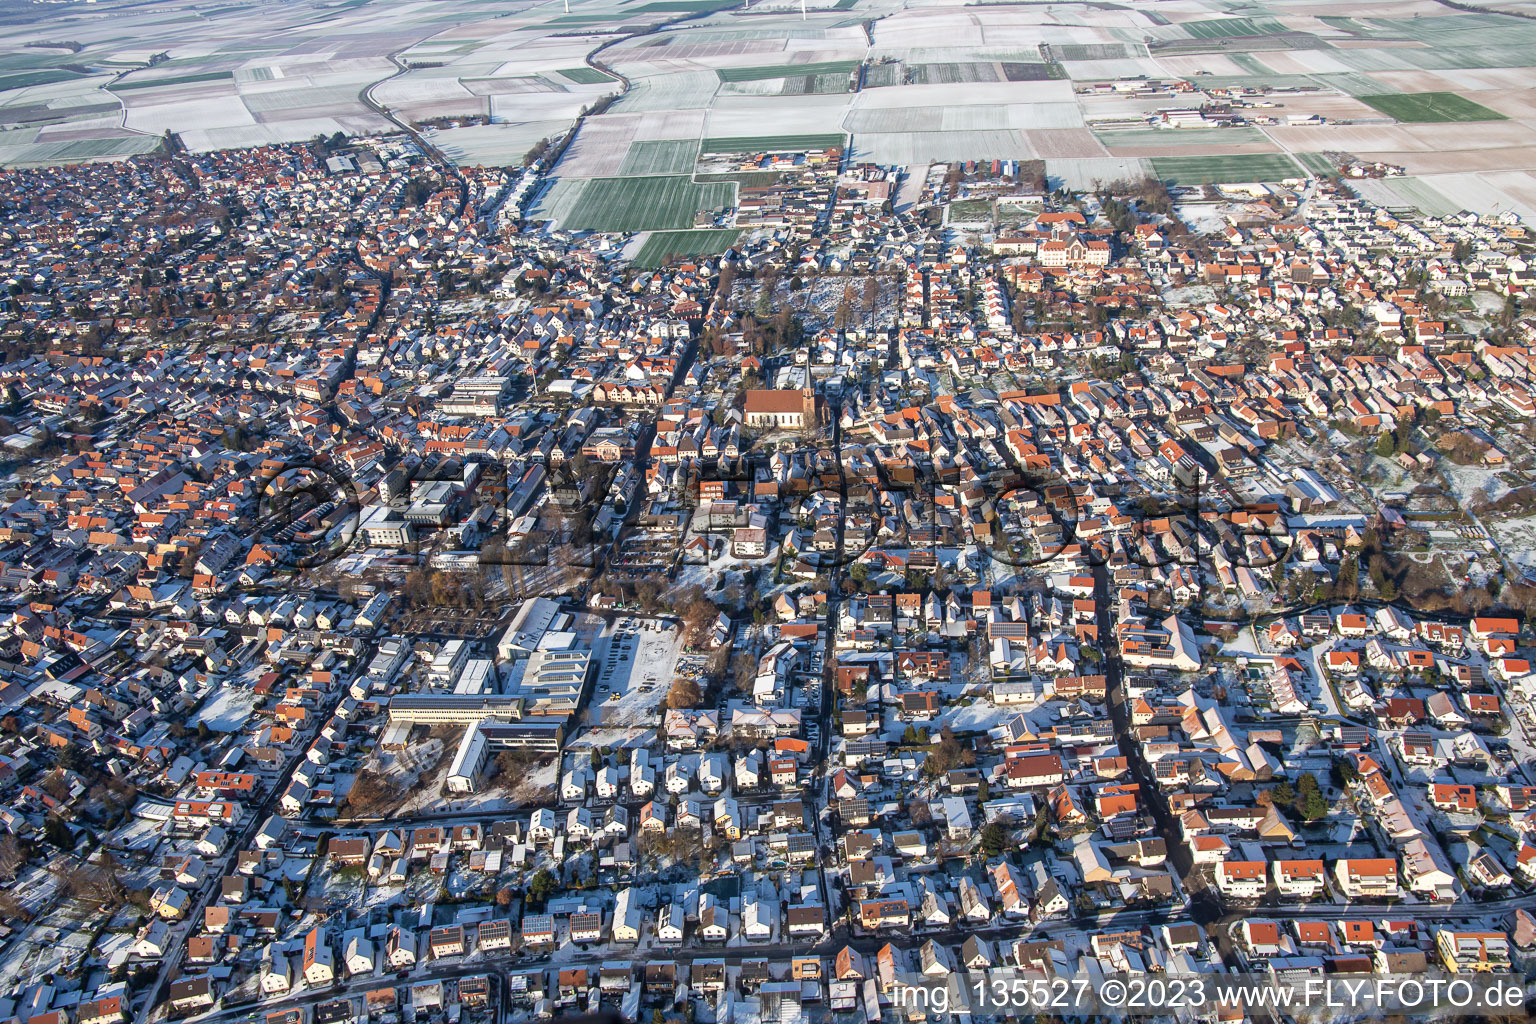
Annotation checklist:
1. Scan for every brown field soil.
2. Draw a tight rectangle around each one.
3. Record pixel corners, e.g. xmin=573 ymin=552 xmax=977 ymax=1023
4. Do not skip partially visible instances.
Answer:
xmin=1265 ymin=94 xmax=1397 ymax=119
xmin=1267 ymin=124 xmax=1434 ymax=152
xmin=1387 ymin=147 xmax=1536 ymax=174
xmin=1401 ymin=120 xmax=1536 ymax=149
xmin=1106 ymin=141 xmax=1282 ymax=158
xmin=1022 ymin=127 xmax=1106 ymax=158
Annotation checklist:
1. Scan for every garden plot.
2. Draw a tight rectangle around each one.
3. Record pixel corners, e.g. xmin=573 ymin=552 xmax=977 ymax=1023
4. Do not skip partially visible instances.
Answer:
xmin=193 ymin=686 xmax=259 ymax=733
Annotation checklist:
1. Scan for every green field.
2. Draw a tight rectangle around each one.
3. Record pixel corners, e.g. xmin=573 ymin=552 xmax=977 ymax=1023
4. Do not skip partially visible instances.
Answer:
xmin=0 ymin=68 xmax=83 ymax=89
xmin=1151 ymin=153 xmax=1303 ymax=185
xmin=1357 ymin=91 xmax=1506 ymax=122
xmin=634 ymin=228 xmax=741 ymax=267
xmin=562 ymin=175 xmax=735 ymax=232
xmin=1294 ymin=152 xmax=1337 ymax=176
xmin=1054 ymin=43 xmax=1137 ymax=61
xmin=618 ymin=139 xmax=698 ymax=175
xmin=1178 ymin=16 xmax=1286 ymax=38
xmin=108 ymin=70 xmax=234 ymax=91
xmin=701 ymin=133 xmax=845 ymax=153
xmin=948 ymin=199 xmax=993 ymax=223
xmin=1001 ymin=62 xmax=1065 ymax=81
xmin=558 ymin=67 xmax=613 ymax=85
xmin=780 ymin=72 xmax=854 ymax=95
xmin=716 ymin=60 xmax=858 ymax=83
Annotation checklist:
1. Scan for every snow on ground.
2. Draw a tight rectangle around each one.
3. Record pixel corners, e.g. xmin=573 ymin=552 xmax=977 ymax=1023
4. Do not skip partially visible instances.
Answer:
xmin=1441 ymin=461 xmax=1515 ymax=507
xmin=435 ymin=757 xmax=560 ymax=813
xmin=193 ymin=685 xmax=258 ymax=732
xmin=1217 ymin=625 xmax=1259 ymax=658
xmin=587 ymin=617 xmax=686 ymax=730
xmin=937 ymin=697 xmax=1018 ymax=734
xmin=376 ymin=738 xmax=449 ymax=815
xmin=1489 ymin=514 xmax=1536 ymax=572
xmin=1172 ymin=202 xmax=1233 ymax=236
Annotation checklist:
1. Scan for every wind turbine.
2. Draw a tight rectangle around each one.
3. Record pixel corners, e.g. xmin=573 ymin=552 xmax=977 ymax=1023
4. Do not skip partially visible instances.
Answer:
xmin=800 ymin=0 xmax=806 ymax=19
